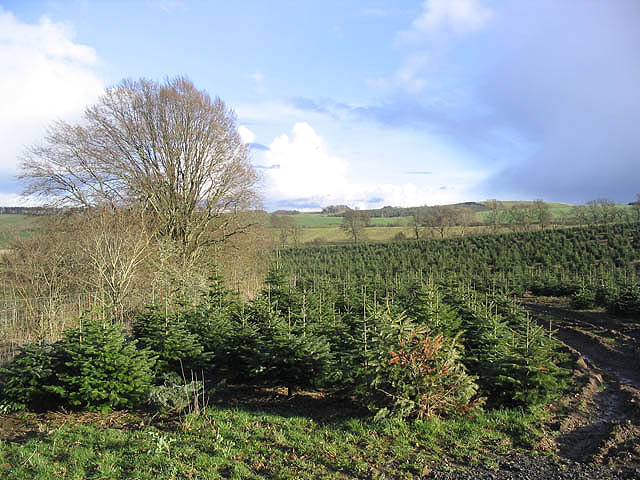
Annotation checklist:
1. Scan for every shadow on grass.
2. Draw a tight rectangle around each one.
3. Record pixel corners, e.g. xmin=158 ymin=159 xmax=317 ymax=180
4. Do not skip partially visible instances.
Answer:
xmin=0 ymin=410 xmax=143 ymax=444
xmin=0 ymin=385 xmax=369 ymax=444
xmin=207 ymin=384 xmax=369 ymax=424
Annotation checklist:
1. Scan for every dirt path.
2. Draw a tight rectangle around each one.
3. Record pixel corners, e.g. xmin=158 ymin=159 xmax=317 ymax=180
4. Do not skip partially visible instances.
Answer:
xmin=522 ymin=299 xmax=640 ymax=466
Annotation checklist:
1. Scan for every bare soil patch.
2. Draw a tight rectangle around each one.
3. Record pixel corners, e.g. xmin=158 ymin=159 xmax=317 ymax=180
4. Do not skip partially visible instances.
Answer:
xmin=523 ymin=298 xmax=640 ymax=467
xmin=0 ymin=410 xmax=141 ymax=442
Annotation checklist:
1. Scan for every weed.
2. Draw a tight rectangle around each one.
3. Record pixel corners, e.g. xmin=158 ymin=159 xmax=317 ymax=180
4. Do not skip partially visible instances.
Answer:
xmin=146 ymin=430 xmax=175 ymax=455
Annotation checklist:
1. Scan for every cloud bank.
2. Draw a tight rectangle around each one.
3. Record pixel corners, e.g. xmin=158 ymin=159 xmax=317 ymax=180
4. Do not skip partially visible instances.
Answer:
xmin=479 ymin=0 xmax=640 ymax=203
xmin=398 ymin=0 xmax=493 ymax=44
xmin=390 ymin=0 xmax=640 ymax=203
xmin=260 ymin=122 xmax=462 ymax=210
xmin=0 ymin=7 xmax=104 ymax=204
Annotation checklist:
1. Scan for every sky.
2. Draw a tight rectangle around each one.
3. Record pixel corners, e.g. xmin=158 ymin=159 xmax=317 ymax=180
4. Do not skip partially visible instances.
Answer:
xmin=1 ymin=0 xmax=639 ymax=211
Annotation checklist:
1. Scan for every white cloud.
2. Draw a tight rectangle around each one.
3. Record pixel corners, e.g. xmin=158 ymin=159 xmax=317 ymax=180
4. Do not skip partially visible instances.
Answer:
xmin=249 ymin=71 xmax=266 ymax=93
xmin=261 ymin=122 xmax=464 ymax=209
xmin=237 ymin=125 xmax=256 ymax=144
xmin=0 ymin=7 xmax=104 ymax=178
xmin=393 ymin=0 xmax=492 ymax=92
xmin=264 ymin=122 xmax=349 ymax=200
xmin=399 ymin=0 xmax=493 ymax=44
xmin=0 ymin=192 xmax=40 ymax=207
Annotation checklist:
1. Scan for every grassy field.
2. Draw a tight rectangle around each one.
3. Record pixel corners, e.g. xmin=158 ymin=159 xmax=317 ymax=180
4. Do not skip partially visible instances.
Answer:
xmin=286 ymin=202 xmax=635 ymax=245
xmin=475 ymin=202 xmax=632 ymax=221
xmin=290 ymin=213 xmax=410 ymax=228
xmin=291 ymin=202 xmax=580 ymax=228
xmin=297 ymin=226 xmax=415 ymax=244
xmin=296 ymin=225 xmax=503 ymax=244
xmin=0 ymin=215 xmax=41 ymax=249
xmin=0 ymin=393 xmax=547 ymax=480
xmin=2 ymin=203 xmax=633 ymax=249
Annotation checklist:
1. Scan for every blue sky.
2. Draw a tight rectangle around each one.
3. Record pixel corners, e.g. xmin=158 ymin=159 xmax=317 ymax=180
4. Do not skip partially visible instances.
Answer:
xmin=1 ymin=0 xmax=639 ymax=210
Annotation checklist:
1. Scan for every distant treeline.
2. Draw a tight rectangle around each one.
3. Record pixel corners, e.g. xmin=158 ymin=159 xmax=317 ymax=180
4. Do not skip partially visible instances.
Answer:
xmin=324 ymin=202 xmax=487 ymax=218
xmin=0 ymin=206 xmax=56 ymax=215
xmin=272 ymin=209 xmax=301 ymax=215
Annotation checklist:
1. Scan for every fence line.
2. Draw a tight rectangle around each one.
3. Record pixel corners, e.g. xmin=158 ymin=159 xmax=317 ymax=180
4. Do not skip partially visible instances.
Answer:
xmin=0 ymin=292 xmax=98 ymax=365
xmin=0 ymin=269 xmax=267 ymax=365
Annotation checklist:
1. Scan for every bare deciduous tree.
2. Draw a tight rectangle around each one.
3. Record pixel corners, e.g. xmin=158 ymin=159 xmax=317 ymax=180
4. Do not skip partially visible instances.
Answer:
xmin=76 ymin=208 xmax=151 ymax=319
xmin=271 ymin=214 xmax=301 ymax=248
xmin=2 ymin=229 xmax=73 ymax=320
xmin=341 ymin=209 xmax=370 ymax=243
xmin=632 ymin=193 xmax=640 ymax=223
xmin=410 ymin=208 xmax=427 ymax=240
xmin=20 ymin=77 xmax=260 ymax=258
xmin=533 ymin=199 xmax=552 ymax=230
xmin=452 ymin=206 xmax=474 ymax=236
xmin=507 ymin=205 xmax=533 ymax=232
xmin=586 ymin=198 xmax=617 ymax=224
xmin=485 ymin=199 xmax=505 ymax=233
xmin=425 ymin=205 xmax=454 ymax=239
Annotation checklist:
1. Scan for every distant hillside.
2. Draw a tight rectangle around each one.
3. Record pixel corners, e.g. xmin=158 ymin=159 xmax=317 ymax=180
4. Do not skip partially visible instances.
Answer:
xmin=322 ymin=200 xmax=578 ymax=218
xmin=326 ymin=202 xmax=488 ymax=218
xmin=477 ymin=200 xmax=571 ymax=209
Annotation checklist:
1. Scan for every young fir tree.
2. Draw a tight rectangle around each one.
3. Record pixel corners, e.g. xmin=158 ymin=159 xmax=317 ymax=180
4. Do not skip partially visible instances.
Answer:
xmin=0 ymin=343 xmax=57 ymax=412
xmin=367 ymin=312 xmax=479 ymax=419
xmin=132 ymin=306 xmax=207 ymax=378
xmin=48 ymin=317 xmax=156 ymax=411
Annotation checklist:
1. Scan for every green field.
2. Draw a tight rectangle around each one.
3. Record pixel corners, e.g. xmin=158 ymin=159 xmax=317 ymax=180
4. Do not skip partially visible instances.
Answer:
xmin=0 ymin=214 xmax=41 ymax=249
xmin=290 ymin=213 xmax=410 ymax=228
xmin=297 ymin=226 xmax=415 ymax=244
xmin=282 ymin=202 xmax=636 ymax=245
xmin=0 ymin=403 xmax=546 ymax=479
xmin=2 ymin=202 xmax=632 ymax=249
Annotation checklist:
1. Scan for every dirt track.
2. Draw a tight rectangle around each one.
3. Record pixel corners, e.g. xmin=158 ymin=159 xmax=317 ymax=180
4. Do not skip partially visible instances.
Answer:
xmin=427 ymin=300 xmax=640 ymax=479
xmin=522 ymin=300 xmax=640 ymax=466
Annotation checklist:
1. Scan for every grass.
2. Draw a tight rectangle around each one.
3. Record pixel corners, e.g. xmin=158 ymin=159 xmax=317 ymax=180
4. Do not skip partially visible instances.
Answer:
xmin=298 ymin=226 xmax=416 ymax=244
xmin=290 ymin=213 xmax=344 ymax=228
xmin=0 ymin=399 xmax=549 ymax=480
xmin=295 ymin=224 xmax=546 ymax=245
xmin=288 ymin=201 xmax=636 ymax=245
xmin=0 ymin=215 xmax=41 ymax=249
xmin=369 ymin=217 xmax=412 ymax=227
xmin=292 ymin=202 xmax=635 ymax=233
xmin=290 ymin=213 xmax=411 ymax=228
xmin=475 ymin=203 xmax=632 ymax=221
xmin=3 ymin=205 xmax=633 ymax=249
